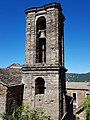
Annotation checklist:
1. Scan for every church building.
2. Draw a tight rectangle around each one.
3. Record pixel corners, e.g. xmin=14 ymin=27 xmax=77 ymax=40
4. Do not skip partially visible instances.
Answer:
xmin=0 ymin=2 xmax=74 ymax=120
xmin=22 ymin=2 xmax=74 ymax=120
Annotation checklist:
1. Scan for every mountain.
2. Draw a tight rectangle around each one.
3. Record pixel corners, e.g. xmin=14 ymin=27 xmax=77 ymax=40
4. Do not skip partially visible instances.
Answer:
xmin=66 ymin=72 xmax=90 ymax=82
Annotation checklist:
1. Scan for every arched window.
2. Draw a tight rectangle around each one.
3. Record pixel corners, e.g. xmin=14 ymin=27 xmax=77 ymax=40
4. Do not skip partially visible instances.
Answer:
xmin=36 ymin=16 xmax=46 ymax=63
xmin=36 ymin=16 xmax=46 ymax=30
xmin=35 ymin=77 xmax=45 ymax=95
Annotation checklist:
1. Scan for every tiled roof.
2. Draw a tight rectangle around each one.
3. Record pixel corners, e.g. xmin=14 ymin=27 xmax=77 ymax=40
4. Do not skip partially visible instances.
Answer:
xmin=0 ymin=64 xmax=22 ymax=87
xmin=6 ymin=63 xmax=22 ymax=69
xmin=66 ymin=82 xmax=90 ymax=90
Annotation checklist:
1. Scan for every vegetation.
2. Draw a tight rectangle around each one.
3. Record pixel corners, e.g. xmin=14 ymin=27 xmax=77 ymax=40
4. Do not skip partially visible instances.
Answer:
xmin=84 ymin=95 xmax=90 ymax=120
xmin=66 ymin=72 xmax=90 ymax=82
xmin=76 ymin=117 xmax=80 ymax=120
xmin=1 ymin=106 xmax=51 ymax=120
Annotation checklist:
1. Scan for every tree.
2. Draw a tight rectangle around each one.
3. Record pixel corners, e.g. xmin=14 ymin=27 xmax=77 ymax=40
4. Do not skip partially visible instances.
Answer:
xmin=84 ymin=95 xmax=90 ymax=120
xmin=1 ymin=106 xmax=51 ymax=120
xmin=76 ymin=117 xmax=80 ymax=120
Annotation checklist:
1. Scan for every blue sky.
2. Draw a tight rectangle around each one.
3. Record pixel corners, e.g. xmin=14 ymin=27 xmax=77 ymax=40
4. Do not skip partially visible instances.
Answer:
xmin=0 ymin=0 xmax=90 ymax=73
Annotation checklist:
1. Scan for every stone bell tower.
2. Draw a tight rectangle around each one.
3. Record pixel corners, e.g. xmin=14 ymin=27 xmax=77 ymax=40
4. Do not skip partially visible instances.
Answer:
xmin=22 ymin=2 xmax=67 ymax=120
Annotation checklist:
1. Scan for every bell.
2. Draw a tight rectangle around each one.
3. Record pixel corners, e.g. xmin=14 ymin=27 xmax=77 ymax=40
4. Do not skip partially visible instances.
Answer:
xmin=39 ymin=30 xmax=46 ymax=38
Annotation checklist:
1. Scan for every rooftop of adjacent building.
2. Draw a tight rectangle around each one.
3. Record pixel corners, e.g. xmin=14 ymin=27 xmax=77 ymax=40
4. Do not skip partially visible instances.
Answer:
xmin=66 ymin=82 xmax=90 ymax=90
xmin=0 ymin=63 xmax=23 ymax=87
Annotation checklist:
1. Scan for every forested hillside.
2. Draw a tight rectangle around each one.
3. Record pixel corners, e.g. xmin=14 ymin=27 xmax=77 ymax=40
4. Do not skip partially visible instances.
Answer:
xmin=66 ymin=72 xmax=90 ymax=82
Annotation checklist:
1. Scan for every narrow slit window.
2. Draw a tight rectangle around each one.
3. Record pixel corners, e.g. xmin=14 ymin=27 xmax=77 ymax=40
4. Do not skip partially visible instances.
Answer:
xmin=73 ymin=93 xmax=76 ymax=101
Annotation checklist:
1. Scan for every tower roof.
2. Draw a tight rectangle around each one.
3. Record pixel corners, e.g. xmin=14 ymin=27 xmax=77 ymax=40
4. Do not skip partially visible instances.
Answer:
xmin=25 ymin=2 xmax=62 ymax=14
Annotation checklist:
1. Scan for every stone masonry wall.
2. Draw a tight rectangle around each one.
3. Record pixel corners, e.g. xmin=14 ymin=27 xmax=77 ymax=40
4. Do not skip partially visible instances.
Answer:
xmin=25 ymin=6 xmax=64 ymax=66
xmin=23 ymin=68 xmax=60 ymax=120
xmin=23 ymin=3 xmax=66 ymax=120
xmin=67 ymin=89 xmax=87 ymax=108
xmin=67 ymin=89 xmax=87 ymax=119
xmin=25 ymin=12 xmax=36 ymax=65
xmin=6 ymin=85 xmax=24 ymax=115
xmin=0 ymin=84 xmax=7 ymax=115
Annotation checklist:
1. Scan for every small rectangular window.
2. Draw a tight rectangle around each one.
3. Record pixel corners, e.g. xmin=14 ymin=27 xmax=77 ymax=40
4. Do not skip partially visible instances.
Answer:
xmin=73 ymin=93 xmax=76 ymax=101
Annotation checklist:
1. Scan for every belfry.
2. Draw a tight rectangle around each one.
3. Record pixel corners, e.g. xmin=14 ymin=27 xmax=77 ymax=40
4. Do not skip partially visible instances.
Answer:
xmin=22 ymin=2 xmax=73 ymax=120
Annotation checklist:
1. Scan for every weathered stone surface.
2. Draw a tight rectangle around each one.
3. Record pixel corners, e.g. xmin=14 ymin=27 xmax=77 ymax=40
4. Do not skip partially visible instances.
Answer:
xmin=0 ymin=64 xmax=22 ymax=86
xmin=6 ymin=85 xmax=24 ymax=115
xmin=66 ymin=82 xmax=90 ymax=120
xmin=0 ymin=64 xmax=24 ymax=117
xmin=0 ymin=84 xmax=7 ymax=114
xmin=0 ymin=2 xmax=73 ymax=120
xmin=23 ymin=2 xmax=67 ymax=120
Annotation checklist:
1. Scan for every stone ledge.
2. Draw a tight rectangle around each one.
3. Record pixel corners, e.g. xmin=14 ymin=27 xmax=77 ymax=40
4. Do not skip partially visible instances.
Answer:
xmin=22 ymin=64 xmax=67 ymax=72
xmin=25 ymin=2 xmax=62 ymax=14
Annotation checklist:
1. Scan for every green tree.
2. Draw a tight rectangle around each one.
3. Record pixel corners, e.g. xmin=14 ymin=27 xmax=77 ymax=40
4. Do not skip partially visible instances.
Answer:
xmin=1 ymin=106 xmax=51 ymax=120
xmin=84 ymin=95 xmax=90 ymax=120
xmin=76 ymin=117 xmax=80 ymax=120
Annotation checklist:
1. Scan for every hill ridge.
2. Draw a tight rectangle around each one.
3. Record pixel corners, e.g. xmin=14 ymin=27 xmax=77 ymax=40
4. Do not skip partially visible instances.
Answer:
xmin=66 ymin=72 xmax=90 ymax=82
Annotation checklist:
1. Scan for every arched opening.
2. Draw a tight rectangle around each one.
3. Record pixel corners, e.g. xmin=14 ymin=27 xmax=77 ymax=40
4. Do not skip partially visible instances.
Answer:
xmin=37 ymin=16 xmax=46 ymax=30
xmin=35 ymin=77 xmax=45 ymax=95
xmin=36 ymin=16 xmax=46 ymax=63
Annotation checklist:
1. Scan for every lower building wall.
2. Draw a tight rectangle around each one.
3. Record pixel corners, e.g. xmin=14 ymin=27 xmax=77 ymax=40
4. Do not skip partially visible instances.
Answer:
xmin=6 ymin=85 xmax=24 ymax=115
xmin=67 ymin=89 xmax=88 ymax=120
xmin=22 ymin=69 xmax=64 ymax=120
xmin=67 ymin=89 xmax=86 ymax=107
xmin=76 ymin=110 xmax=85 ymax=120
xmin=0 ymin=84 xmax=7 ymax=114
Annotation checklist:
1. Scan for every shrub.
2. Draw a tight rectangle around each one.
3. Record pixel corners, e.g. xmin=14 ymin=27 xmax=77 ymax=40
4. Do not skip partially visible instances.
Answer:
xmin=1 ymin=106 xmax=51 ymax=120
xmin=84 ymin=95 xmax=90 ymax=120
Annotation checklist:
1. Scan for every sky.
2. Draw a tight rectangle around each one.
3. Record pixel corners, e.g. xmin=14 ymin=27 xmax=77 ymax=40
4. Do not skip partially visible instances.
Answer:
xmin=0 ymin=0 xmax=90 ymax=73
